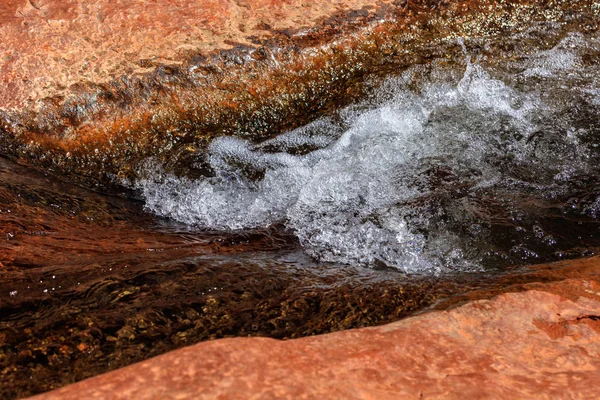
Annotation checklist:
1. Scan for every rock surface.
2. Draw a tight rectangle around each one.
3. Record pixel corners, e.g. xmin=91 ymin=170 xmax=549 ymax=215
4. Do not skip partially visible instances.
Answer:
xmin=0 ymin=1 xmax=598 ymax=187
xmin=30 ymin=257 xmax=600 ymax=400
xmin=0 ymin=0 xmax=395 ymax=109
xmin=3 ymin=3 xmax=600 ymax=397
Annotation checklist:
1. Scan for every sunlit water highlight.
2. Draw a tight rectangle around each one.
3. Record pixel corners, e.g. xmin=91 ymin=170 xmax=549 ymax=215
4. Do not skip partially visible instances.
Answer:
xmin=136 ymin=34 xmax=600 ymax=273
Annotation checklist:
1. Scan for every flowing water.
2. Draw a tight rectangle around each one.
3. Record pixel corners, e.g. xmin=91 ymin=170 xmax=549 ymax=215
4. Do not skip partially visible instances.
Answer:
xmin=136 ymin=33 xmax=600 ymax=272
xmin=2 ymin=26 xmax=600 ymax=399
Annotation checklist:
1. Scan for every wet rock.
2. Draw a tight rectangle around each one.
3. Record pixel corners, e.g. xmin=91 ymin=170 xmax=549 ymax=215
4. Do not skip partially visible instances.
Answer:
xmin=116 ymin=326 xmax=135 ymax=341
xmin=0 ymin=1 xmax=598 ymax=188
xmin=29 ymin=257 xmax=600 ymax=399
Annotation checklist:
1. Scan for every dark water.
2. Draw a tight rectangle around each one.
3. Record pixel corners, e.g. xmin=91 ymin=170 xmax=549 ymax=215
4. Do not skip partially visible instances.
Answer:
xmin=2 ymin=28 xmax=600 ymax=400
xmin=1 ymin=155 xmax=598 ymax=399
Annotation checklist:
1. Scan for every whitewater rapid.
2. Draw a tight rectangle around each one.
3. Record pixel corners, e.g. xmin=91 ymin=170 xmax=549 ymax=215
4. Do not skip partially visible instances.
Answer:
xmin=135 ymin=34 xmax=600 ymax=273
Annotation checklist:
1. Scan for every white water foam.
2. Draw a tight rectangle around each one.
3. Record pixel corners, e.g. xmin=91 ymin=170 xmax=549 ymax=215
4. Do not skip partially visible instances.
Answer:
xmin=135 ymin=38 xmax=596 ymax=273
xmin=520 ymin=33 xmax=585 ymax=78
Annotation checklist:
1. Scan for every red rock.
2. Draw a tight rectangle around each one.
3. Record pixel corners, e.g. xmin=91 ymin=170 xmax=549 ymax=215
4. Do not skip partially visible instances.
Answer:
xmin=30 ymin=257 xmax=600 ymax=400
xmin=2 ymin=2 xmax=599 ymax=399
xmin=1 ymin=1 xmax=597 ymax=187
xmin=0 ymin=0 xmax=397 ymax=109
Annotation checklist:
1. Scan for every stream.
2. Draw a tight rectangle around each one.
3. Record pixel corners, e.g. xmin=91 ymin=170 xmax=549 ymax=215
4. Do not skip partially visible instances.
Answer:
xmin=1 ymin=24 xmax=600 ymax=400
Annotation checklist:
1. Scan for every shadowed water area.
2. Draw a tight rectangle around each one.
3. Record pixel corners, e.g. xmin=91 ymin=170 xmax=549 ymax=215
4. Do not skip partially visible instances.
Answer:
xmin=2 ymin=9 xmax=600 ymax=400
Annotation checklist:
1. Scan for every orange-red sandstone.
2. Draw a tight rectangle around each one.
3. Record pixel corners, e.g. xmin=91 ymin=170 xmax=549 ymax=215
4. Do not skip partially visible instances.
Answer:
xmin=31 ymin=257 xmax=600 ymax=400
xmin=0 ymin=0 xmax=394 ymax=109
xmin=2 ymin=2 xmax=599 ymax=398
xmin=1 ymin=1 xmax=598 ymax=187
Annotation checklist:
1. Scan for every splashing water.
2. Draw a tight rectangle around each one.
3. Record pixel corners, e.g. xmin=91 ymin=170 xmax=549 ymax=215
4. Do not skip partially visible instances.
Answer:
xmin=136 ymin=34 xmax=600 ymax=273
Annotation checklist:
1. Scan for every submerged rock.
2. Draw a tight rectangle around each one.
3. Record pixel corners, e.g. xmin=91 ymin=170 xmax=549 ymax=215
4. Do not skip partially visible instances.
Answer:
xmin=29 ymin=257 xmax=600 ymax=400
xmin=0 ymin=153 xmax=597 ymax=399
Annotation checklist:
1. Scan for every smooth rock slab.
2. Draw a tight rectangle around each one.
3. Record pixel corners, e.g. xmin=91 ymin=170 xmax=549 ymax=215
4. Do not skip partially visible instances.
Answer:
xmin=1 ymin=1 xmax=597 ymax=188
xmin=31 ymin=268 xmax=600 ymax=399
xmin=0 ymin=0 xmax=393 ymax=109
